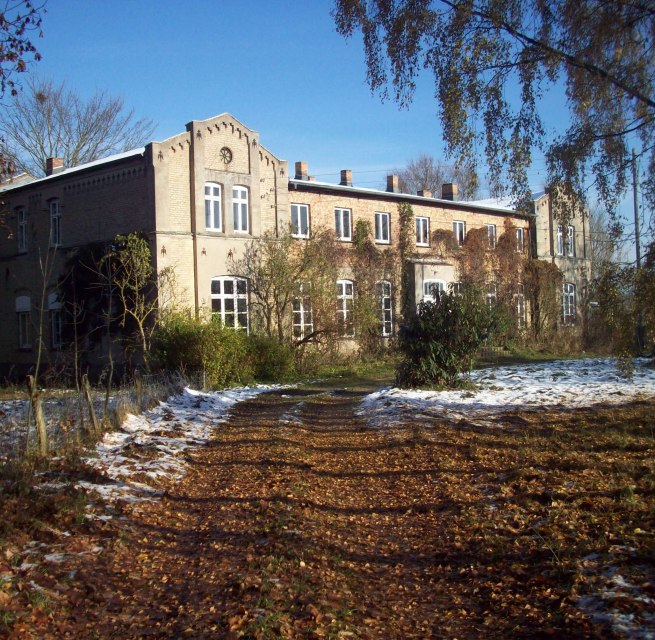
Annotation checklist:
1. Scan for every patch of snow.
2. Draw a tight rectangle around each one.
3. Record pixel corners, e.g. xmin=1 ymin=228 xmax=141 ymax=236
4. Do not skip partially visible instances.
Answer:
xmin=358 ymin=358 xmax=655 ymax=428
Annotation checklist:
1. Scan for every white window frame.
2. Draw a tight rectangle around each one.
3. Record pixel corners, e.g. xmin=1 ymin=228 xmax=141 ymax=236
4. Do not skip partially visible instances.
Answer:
xmin=422 ymin=279 xmax=445 ymax=303
xmin=516 ymin=227 xmax=525 ymax=253
xmin=486 ymin=224 xmax=496 ymax=249
xmin=17 ymin=208 xmax=27 ymax=252
xmin=211 ymin=276 xmax=249 ymax=331
xmin=375 ymin=212 xmax=390 ymax=244
xmin=450 ymin=282 xmax=464 ymax=296
xmin=205 ymin=182 xmax=222 ymax=231
xmin=292 ymin=282 xmax=313 ymax=339
xmin=562 ymin=282 xmax=576 ymax=324
xmin=556 ymin=225 xmax=564 ymax=256
xmin=416 ymin=216 xmax=430 ymax=246
xmin=50 ymin=199 xmax=61 ymax=246
xmin=486 ymin=282 xmax=498 ymax=306
xmin=336 ymin=279 xmax=355 ymax=337
xmin=566 ymin=225 xmax=576 ymax=257
xmin=291 ymin=203 xmax=310 ymax=238
xmin=335 ymin=208 xmax=352 ymax=241
xmin=16 ymin=296 xmax=31 ymax=349
xmin=232 ymin=186 xmax=249 ymax=233
xmin=453 ymin=220 xmax=466 ymax=246
xmin=377 ymin=280 xmax=393 ymax=336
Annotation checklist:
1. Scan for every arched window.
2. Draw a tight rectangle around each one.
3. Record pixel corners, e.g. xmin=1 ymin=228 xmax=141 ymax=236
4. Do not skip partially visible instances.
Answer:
xmin=292 ymin=282 xmax=313 ymax=339
xmin=232 ymin=186 xmax=249 ymax=233
xmin=205 ymin=183 xmax=222 ymax=231
xmin=211 ymin=276 xmax=248 ymax=330
xmin=562 ymin=282 xmax=576 ymax=324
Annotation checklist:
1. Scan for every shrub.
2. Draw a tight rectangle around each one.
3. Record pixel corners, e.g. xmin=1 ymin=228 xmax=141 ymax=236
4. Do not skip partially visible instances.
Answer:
xmin=396 ymin=290 xmax=500 ymax=387
xmin=153 ymin=312 xmax=253 ymax=388
xmin=247 ymin=334 xmax=295 ymax=381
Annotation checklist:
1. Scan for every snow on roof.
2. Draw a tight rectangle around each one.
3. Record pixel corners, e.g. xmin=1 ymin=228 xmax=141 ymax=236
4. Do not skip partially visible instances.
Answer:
xmin=0 ymin=148 xmax=146 ymax=193
xmin=464 ymin=191 xmax=547 ymax=211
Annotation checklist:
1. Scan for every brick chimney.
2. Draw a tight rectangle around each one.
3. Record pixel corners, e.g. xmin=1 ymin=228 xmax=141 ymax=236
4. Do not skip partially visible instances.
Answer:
xmin=441 ymin=183 xmax=459 ymax=201
xmin=46 ymin=157 xmax=64 ymax=176
xmin=386 ymin=174 xmax=400 ymax=193
xmin=340 ymin=169 xmax=352 ymax=187
xmin=295 ymin=161 xmax=309 ymax=181
xmin=418 ymin=189 xmax=432 ymax=198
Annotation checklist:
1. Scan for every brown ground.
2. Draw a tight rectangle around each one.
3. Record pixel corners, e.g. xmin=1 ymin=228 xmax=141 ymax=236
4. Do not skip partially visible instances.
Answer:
xmin=3 ymin=385 xmax=654 ymax=639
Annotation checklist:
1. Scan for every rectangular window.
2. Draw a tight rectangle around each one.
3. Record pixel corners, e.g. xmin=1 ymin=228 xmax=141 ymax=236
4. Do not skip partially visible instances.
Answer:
xmin=291 ymin=204 xmax=310 ymax=238
xmin=50 ymin=310 xmax=63 ymax=349
xmin=486 ymin=224 xmax=496 ymax=249
xmin=232 ymin=186 xmax=249 ymax=233
xmin=515 ymin=283 xmax=526 ymax=328
xmin=416 ymin=217 xmax=430 ymax=246
xmin=335 ymin=208 xmax=352 ymax=241
xmin=50 ymin=200 xmax=61 ymax=246
xmin=336 ymin=279 xmax=355 ymax=336
xmin=375 ymin=212 xmax=390 ymax=244
xmin=562 ymin=282 xmax=576 ymax=324
xmin=450 ymin=282 xmax=464 ymax=296
xmin=516 ymin=227 xmax=525 ymax=253
xmin=556 ymin=225 xmax=564 ymax=256
xmin=18 ymin=312 xmax=31 ymax=349
xmin=205 ymin=183 xmax=222 ymax=231
xmin=423 ymin=279 xmax=445 ymax=303
xmin=453 ymin=220 xmax=466 ymax=246
xmin=293 ymin=283 xmax=313 ymax=339
xmin=17 ymin=209 xmax=27 ymax=252
xmin=486 ymin=282 xmax=497 ymax=306
xmin=567 ymin=225 xmax=576 ymax=257
xmin=377 ymin=280 xmax=393 ymax=336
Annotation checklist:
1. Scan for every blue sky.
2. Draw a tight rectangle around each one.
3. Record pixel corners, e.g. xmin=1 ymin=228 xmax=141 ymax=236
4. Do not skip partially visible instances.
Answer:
xmin=11 ymin=0 xmax=595 ymax=202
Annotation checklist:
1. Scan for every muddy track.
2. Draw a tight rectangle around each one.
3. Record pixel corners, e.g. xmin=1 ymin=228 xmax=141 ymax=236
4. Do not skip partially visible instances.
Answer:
xmin=37 ymin=386 xmax=597 ymax=639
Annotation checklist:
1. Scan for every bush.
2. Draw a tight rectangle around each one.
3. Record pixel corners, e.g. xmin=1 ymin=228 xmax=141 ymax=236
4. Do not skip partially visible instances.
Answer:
xmin=247 ymin=334 xmax=295 ymax=381
xmin=153 ymin=312 xmax=254 ymax=388
xmin=396 ymin=290 xmax=500 ymax=387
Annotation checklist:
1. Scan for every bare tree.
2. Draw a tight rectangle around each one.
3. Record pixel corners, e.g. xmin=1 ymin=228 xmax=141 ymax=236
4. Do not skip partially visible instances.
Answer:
xmin=0 ymin=76 xmax=155 ymax=176
xmin=396 ymin=154 xmax=478 ymax=200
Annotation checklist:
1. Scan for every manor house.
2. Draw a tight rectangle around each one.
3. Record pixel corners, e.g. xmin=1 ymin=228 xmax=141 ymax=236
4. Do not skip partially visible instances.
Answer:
xmin=0 ymin=113 xmax=590 ymax=378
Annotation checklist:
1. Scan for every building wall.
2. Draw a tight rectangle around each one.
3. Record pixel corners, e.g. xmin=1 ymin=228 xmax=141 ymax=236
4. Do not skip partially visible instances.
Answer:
xmin=0 ymin=153 xmax=153 ymax=376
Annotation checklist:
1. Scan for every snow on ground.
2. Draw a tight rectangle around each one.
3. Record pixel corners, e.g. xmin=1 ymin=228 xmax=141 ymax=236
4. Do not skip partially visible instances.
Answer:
xmin=77 ymin=385 xmax=280 ymax=504
xmin=358 ymin=357 xmax=655 ymax=428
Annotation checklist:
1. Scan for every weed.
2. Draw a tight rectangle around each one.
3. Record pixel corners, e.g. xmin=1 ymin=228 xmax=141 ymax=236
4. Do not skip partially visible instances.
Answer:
xmin=28 ymin=588 xmax=51 ymax=611
xmin=0 ymin=609 xmax=16 ymax=627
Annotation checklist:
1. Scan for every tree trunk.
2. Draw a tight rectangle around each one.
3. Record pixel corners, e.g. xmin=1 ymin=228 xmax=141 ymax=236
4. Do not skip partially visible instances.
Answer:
xmin=82 ymin=374 xmax=100 ymax=437
xmin=26 ymin=375 xmax=48 ymax=456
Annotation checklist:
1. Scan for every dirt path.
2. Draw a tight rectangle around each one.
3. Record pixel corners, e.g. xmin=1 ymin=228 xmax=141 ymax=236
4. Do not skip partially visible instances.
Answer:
xmin=34 ymin=385 xmax=599 ymax=639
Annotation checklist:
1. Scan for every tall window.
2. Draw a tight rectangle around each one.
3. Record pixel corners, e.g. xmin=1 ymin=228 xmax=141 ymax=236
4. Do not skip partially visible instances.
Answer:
xmin=486 ymin=282 xmax=497 ymax=306
xmin=293 ymin=283 xmax=313 ymax=339
xmin=16 ymin=296 xmax=31 ymax=349
xmin=291 ymin=204 xmax=310 ymax=238
xmin=556 ymin=225 xmax=564 ymax=256
xmin=516 ymin=227 xmax=525 ymax=253
xmin=335 ymin=208 xmax=352 ymax=241
xmin=423 ymin=279 xmax=445 ymax=303
xmin=232 ymin=186 xmax=249 ymax=233
xmin=377 ymin=280 xmax=393 ymax=336
xmin=17 ymin=208 xmax=27 ymax=252
xmin=416 ymin=216 xmax=430 ymax=246
xmin=567 ymin=225 xmax=576 ymax=257
xmin=50 ymin=199 xmax=61 ymax=246
xmin=205 ymin=183 xmax=222 ymax=231
xmin=48 ymin=292 xmax=63 ymax=350
xmin=515 ymin=283 xmax=526 ymax=328
xmin=211 ymin=276 xmax=249 ymax=330
xmin=453 ymin=220 xmax=466 ymax=246
xmin=375 ymin=212 xmax=390 ymax=244
xmin=486 ymin=224 xmax=496 ymax=249
xmin=336 ymin=279 xmax=355 ymax=336
xmin=562 ymin=282 xmax=576 ymax=324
